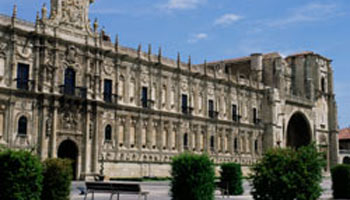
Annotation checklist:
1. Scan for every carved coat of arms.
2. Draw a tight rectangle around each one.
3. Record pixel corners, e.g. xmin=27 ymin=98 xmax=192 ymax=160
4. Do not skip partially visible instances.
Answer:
xmin=61 ymin=0 xmax=85 ymax=27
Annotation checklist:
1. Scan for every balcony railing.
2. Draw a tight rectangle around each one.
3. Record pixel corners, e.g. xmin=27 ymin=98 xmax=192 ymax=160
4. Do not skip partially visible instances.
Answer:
xmin=59 ymin=85 xmax=87 ymax=99
xmin=209 ymin=110 xmax=219 ymax=119
xmin=182 ymin=106 xmax=194 ymax=115
xmin=339 ymin=150 xmax=350 ymax=154
xmin=15 ymin=79 xmax=35 ymax=91
xmin=104 ymin=93 xmax=118 ymax=104
xmin=141 ymin=99 xmax=155 ymax=109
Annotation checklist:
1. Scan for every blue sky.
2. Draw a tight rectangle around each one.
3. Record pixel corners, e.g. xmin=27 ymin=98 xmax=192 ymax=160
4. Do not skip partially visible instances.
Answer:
xmin=1 ymin=0 xmax=349 ymax=128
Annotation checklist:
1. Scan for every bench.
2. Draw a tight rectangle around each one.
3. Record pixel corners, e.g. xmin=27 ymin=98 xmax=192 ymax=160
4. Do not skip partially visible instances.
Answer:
xmin=84 ymin=182 xmax=149 ymax=200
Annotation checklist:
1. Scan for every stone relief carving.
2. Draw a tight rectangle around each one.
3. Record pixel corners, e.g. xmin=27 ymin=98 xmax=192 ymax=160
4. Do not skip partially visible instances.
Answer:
xmin=103 ymin=60 xmax=114 ymax=76
xmin=61 ymin=0 xmax=84 ymax=26
xmin=46 ymin=112 xmax=53 ymax=136
xmin=66 ymin=45 xmax=77 ymax=64
xmin=141 ymin=73 xmax=149 ymax=84
xmin=59 ymin=104 xmax=82 ymax=131
xmin=0 ymin=42 xmax=7 ymax=53
xmin=16 ymin=46 xmax=32 ymax=59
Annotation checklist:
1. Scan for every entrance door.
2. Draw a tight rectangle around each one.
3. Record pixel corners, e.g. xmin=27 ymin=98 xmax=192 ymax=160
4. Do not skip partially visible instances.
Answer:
xmin=286 ymin=113 xmax=311 ymax=149
xmin=57 ymin=140 xmax=79 ymax=179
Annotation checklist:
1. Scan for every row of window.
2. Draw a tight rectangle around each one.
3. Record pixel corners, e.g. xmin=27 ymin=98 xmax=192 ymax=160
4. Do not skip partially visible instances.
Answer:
xmin=103 ymin=124 xmax=260 ymax=153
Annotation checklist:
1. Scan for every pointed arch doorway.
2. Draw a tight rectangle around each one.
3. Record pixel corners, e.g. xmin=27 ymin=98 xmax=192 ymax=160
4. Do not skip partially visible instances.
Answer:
xmin=286 ymin=112 xmax=312 ymax=149
xmin=57 ymin=139 xmax=79 ymax=180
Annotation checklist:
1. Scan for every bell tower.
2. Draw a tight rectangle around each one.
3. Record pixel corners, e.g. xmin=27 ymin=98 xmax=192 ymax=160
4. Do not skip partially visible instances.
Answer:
xmin=48 ymin=0 xmax=94 ymax=31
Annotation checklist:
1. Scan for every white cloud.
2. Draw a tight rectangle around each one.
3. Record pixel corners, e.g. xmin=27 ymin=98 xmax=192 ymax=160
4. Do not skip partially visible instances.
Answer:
xmin=268 ymin=3 xmax=339 ymax=27
xmin=188 ymin=33 xmax=208 ymax=43
xmin=162 ymin=0 xmax=206 ymax=10
xmin=214 ymin=14 xmax=242 ymax=26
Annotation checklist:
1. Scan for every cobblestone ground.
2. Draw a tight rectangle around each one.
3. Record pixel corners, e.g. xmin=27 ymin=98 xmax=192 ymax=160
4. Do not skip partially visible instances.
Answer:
xmin=71 ymin=177 xmax=333 ymax=200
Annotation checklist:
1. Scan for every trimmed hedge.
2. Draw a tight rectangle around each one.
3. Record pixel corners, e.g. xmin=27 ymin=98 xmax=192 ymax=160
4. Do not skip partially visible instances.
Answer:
xmin=41 ymin=158 xmax=73 ymax=200
xmin=250 ymin=144 xmax=325 ymax=200
xmin=219 ymin=163 xmax=243 ymax=195
xmin=331 ymin=164 xmax=350 ymax=199
xmin=0 ymin=150 xmax=43 ymax=200
xmin=171 ymin=153 xmax=215 ymax=200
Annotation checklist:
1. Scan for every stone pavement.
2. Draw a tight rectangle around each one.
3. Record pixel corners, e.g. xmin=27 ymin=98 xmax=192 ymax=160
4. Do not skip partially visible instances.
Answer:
xmin=71 ymin=177 xmax=333 ymax=200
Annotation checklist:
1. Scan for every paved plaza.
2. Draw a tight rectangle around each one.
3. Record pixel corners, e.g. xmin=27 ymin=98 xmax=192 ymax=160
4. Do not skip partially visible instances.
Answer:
xmin=72 ymin=178 xmax=333 ymax=200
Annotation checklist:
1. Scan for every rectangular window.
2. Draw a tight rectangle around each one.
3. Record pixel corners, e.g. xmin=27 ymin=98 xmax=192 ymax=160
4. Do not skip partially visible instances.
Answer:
xmin=17 ymin=63 xmax=29 ymax=90
xmin=104 ymin=79 xmax=112 ymax=102
xmin=253 ymin=108 xmax=258 ymax=124
xmin=208 ymin=100 xmax=214 ymax=118
xmin=142 ymin=87 xmax=148 ymax=108
xmin=232 ymin=104 xmax=237 ymax=121
xmin=182 ymin=94 xmax=188 ymax=114
xmin=64 ymin=68 xmax=76 ymax=95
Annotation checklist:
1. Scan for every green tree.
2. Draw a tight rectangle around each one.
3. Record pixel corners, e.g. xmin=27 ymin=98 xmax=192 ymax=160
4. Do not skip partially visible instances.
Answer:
xmin=250 ymin=143 xmax=325 ymax=200
xmin=0 ymin=149 xmax=43 ymax=200
xmin=331 ymin=164 xmax=350 ymax=199
xmin=219 ymin=162 xmax=243 ymax=195
xmin=41 ymin=158 xmax=73 ymax=200
xmin=171 ymin=153 xmax=215 ymax=200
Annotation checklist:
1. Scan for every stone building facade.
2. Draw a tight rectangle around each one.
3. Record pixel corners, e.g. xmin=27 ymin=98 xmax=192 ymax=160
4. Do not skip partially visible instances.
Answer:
xmin=0 ymin=0 xmax=339 ymax=179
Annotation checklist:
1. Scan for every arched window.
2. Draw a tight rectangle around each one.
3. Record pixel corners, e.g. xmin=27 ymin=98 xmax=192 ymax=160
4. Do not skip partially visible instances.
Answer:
xmin=234 ymin=138 xmax=238 ymax=152
xmin=183 ymin=133 xmax=188 ymax=149
xmin=210 ymin=135 xmax=215 ymax=150
xmin=18 ymin=116 xmax=27 ymax=136
xmin=105 ymin=125 xmax=112 ymax=141
xmin=255 ymin=140 xmax=259 ymax=153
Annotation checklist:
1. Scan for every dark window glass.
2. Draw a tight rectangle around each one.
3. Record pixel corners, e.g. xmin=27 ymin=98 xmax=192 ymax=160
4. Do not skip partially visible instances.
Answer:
xmin=183 ymin=133 xmax=188 ymax=148
xmin=182 ymin=94 xmax=188 ymax=114
xmin=18 ymin=116 xmax=27 ymax=135
xmin=253 ymin=108 xmax=257 ymax=124
xmin=321 ymin=77 xmax=326 ymax=92
xmin=105 ymin=125 xmax=112 ymax=141
xmin=232 ymin=104 xmax=237 ymax=121
xmin=64 ymin=68 xmax=76 ymax=95
xmin=255 ymin=140 xmax=258 ymax=152
xmin=142 ymin=87 xmax=148 ymax=108
xmin=210 ymin=136 xmax=215 ymax=150
xmin=234 ymin=138 xmax=238 ymax=152
xmin=17 ymin=63 xmax=29 ymax=90
xmin=208 ymin=100 xmax=214 ymax=118
xmin=103 ymin=79 xmax=112 ymax=102
xmin=104 ymin=79 xmax=112 ymax=102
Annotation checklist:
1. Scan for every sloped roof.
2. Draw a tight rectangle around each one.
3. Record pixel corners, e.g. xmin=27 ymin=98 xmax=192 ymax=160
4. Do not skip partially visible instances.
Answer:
xmin=339 ymin=128 xmax=350 ymax=140
xmin=205 ymin=52 xmax=281 ymax=66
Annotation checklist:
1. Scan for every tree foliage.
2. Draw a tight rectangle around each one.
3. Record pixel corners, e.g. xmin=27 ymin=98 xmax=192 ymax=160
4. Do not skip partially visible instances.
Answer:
xmin=0 ymin=150 xmax=43 ymax=200
xmin=41 ymin=158 xmax=73 ymax=200
xmin=331 ymin=164 xmax=350 ymax=199
xmin=171 ymin=153 xmax=215 ymax=200
xmin=250 ymin=144 xmax=325 ymax=200
xmin=219 ymin=162 xmax=243 ymax=195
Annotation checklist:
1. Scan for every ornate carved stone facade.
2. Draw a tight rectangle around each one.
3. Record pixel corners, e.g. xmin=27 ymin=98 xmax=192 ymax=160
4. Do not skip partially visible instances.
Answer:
xmin=0 ymin=0 xmax=339 ymax=179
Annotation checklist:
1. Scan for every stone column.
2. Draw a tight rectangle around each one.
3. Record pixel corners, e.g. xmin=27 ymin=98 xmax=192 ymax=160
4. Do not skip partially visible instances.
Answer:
xmin=158 ymin=120 xmax=164 ymax=151
xmin=81 ymin=104 xmax=91 ymax=176
xmin=6 ymin=100 xmax=15 ymax=147
xmin=136 ymin=117 xmax=142 ymax=149
xmin=146 ymin=117 xmax=153 ymax=149
xmin=91 ymin=108 xmax=100 ymax=173
xmin=50 ymin=101 xmax=59 ymax=158
xmin=39 ymin=101 xmax=48 ymax=160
